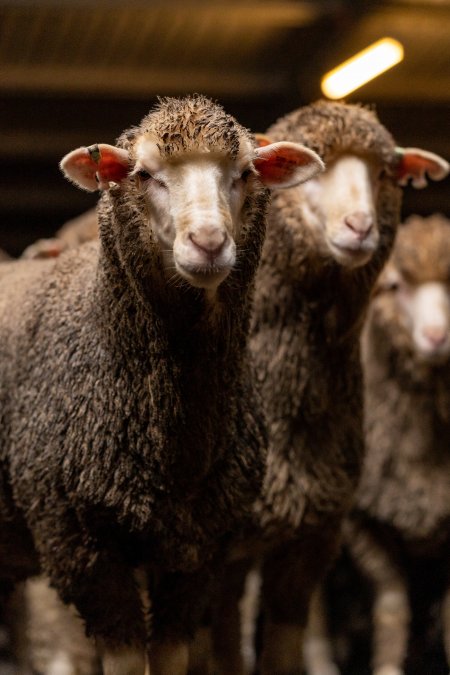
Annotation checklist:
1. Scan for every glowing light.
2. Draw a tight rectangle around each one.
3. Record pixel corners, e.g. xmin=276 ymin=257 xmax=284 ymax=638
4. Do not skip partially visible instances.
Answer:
xmin=321 ymin=38 xmax=404 ymax=99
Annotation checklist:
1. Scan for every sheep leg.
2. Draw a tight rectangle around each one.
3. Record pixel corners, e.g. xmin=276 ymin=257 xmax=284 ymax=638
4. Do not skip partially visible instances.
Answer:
xmin=188 ymin=626 xmax=214 ymax=675
xmin=77 ymin=560 xmax=147 ymax=675
xmin=30 ymin=509 xmax=146 ymax=675
xmin=97 ymin=643 xmax=146 ymax=675
xmin=148 ymin=641 xmax=189 ymax=675
xmin=148 ymin=565 xmax=216 ymax=675
xmin=76 ymin=562 xmax=147 ymax=675
xmin=259 ymin=525 xmax=341 ymax=675
xmin=210 ymin=556 xmax=254 ymax=675
xmin=303 ymin=586 xmax=340 ymax=675
xmin=441 ymin=574 xmax=450 ymax=669
xmin=346 ymin=521 xmax=409 ymax=675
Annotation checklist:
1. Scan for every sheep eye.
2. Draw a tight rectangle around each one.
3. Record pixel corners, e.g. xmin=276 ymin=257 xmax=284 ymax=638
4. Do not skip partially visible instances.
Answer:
xmin=241 ymin=168 xmax=253 ymax=181
xmin=137 ymin=169 xmax=152 ymax=180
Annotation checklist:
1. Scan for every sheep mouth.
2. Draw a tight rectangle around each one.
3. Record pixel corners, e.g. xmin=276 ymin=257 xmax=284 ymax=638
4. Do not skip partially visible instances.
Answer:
xmin=175 ymin=261 xmax=232 ymax=288
xmin=414 ymin=342 xmax=450 ymax=365
xmin=328 ymin=241 xmax=375 ymax=267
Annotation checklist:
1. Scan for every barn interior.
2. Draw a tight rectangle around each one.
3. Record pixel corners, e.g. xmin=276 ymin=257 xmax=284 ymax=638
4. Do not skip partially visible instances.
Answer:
xmin=0 ymin=2 xmax=449 ymax=674
xmin=0 ymin=0 xmax=449 ymax=256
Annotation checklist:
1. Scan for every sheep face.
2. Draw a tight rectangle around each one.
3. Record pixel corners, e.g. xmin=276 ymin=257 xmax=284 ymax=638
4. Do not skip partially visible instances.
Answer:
xmin=406 ymin=283 xmax=450 ymax=362
xmin=132 ymin=136 xmax=256 ymax=291
xmin=373 ymin=216 xmax=450 ymax=364
xmin=299 ymin=153 xmax=382 ymax=269
xmin=378 ymin=274 xmax=450 ymax=364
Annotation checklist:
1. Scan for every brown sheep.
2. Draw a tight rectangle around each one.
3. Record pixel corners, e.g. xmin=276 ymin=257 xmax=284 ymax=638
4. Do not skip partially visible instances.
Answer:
xmin=346 ymin=213 xmax=450 ymax=675
xmin=211 ymin=102 xmax=448 ymax=675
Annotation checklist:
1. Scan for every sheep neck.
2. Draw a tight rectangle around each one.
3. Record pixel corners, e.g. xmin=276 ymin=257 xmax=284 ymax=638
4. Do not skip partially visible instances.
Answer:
xmin=90 ymin=195 xmax=258 ymax=491
xmin=249 ymin=179 xmax=400 ymax=530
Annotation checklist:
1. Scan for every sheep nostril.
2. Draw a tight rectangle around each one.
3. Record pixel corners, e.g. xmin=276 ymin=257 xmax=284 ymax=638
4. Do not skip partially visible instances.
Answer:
xmin=344 ymin=212 xmax=374 ymax=240
xmin=189 ymin=232 xmax=227 ymax=258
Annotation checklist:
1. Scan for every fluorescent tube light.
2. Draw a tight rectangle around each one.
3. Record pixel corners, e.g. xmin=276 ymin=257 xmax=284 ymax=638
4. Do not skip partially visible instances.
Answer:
xmin=321 ymin=38 xmax=404 ymax=99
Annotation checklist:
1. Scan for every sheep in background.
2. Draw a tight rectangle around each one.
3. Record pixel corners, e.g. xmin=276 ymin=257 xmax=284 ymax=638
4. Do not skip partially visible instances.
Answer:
xmin=303 ymin=214 xmax=450 ymax=675
xmin=2 ymin=214 xmax=101 ymax=675
xmin=0 ymin=94 xmax=324 ymax=675
xmin=344 ymin=213 xmax=450 ymax=675
xmin=21 ymin=208 xmax=98 ymax=260
xmin=211 ymin=101 xmax=449 ymax=675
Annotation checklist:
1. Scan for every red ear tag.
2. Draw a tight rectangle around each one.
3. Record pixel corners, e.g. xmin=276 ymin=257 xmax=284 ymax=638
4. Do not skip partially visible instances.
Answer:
xmin=90 ymin=145 xmax=129 ymax=185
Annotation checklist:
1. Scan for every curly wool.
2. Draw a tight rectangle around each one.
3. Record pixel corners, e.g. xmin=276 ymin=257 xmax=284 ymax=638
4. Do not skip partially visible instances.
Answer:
xmin=266 ymin=99 xmax=397 ymax=168
xmin=0 ymin=96 xmax=267 ymax=646
xmin=355 ymin=214 xmax=450 ymax=543
xmin=393 ymin=212 xmax=450 ymax=285
xmin=251 ymin=101 xmax=401 ymax=535
xmin=120 ymin=93 xmax=243 ymax=159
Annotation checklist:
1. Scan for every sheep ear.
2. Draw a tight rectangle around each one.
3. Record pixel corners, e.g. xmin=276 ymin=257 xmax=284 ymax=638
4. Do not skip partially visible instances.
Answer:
xmin=395 ymin=147 xmax=449 ymax=189
xmin=254 ymin=141 xmax=325 ymax=189
xmin=60 ymin=144 xmax=130 ymax=192
xmin=254 ymin=133 xmax=273 ymax=148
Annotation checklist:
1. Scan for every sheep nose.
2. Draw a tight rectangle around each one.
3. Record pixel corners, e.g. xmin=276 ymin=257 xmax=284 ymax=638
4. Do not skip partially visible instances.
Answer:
xmin=189 ymin=230 xmax=227 ymax=259
xmin=422 ymin=325 xmax=447 ymax=347
xmin=344 ymin=212 xmax=374 ymax=240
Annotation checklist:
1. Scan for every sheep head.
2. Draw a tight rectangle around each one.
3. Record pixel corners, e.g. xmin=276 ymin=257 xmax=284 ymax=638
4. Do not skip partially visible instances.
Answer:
xmin=61 ymin=96 xmax=323 ymax=293
xmin=261 ymin=101 xmax=449 ymax=270
xmin=373 ymin=214 xmax=450 ymax=364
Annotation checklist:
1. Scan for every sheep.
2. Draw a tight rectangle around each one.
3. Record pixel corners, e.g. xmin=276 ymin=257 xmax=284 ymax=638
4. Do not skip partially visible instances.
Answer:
xmin=210 ymin=100 xmax=449 ymax=675
xmin=342 ymin=213 xmax=450 ymax=675
xmin=0 ymin=94 xmax=324 ymax=675
xmin=21 ymin=208 xmax=98 ymax=260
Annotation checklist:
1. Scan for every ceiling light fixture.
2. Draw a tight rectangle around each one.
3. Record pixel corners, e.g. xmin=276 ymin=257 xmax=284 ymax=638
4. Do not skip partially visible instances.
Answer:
xmin=321 ymin=37 xmax=404 ymax=99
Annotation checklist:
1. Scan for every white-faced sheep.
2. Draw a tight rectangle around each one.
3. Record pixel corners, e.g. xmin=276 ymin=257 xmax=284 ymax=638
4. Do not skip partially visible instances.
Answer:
xmin=210 ymin=101 xmax=449 ymax=675
xmin=0 ymin=94 xmax=324 ymax=675
xmin=342 ymin=213 xmax=450 ymax=675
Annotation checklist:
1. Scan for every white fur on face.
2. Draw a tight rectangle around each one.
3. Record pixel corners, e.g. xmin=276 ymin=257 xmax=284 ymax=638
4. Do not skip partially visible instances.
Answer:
xmin=134 ymin=138 xmax=253 ymax=291
xmin=400 ymin=281 xmax=450 ymax=362
xmin=301 ymin=154 xmax=380 ymax=268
